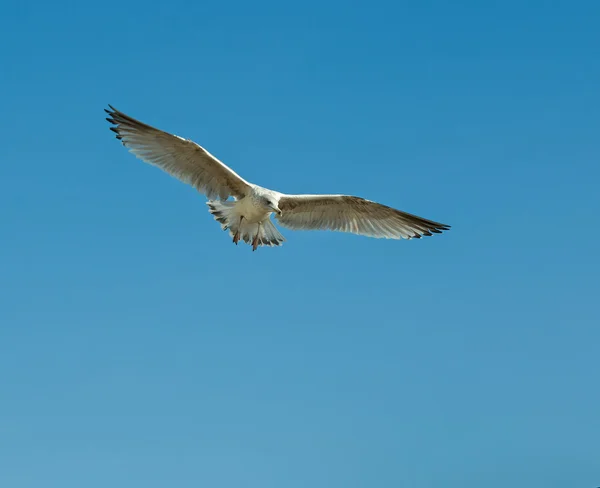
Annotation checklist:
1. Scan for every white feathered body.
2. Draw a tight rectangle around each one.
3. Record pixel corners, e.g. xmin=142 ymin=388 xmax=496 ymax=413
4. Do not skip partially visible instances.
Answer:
xmin=207 ymin=187 xmax=285 ymax=247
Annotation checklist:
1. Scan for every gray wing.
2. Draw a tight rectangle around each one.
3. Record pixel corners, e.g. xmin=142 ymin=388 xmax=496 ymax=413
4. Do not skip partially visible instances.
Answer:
xmin=105 ymin=105 xmax=252 ymax=200
xmin=277 ymin=194 xmax=450 ymax=239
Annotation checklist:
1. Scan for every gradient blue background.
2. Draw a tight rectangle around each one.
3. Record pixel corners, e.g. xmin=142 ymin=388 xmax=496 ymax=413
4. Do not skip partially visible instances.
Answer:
xmin=1 ymin=1 xmax=599 ymax=487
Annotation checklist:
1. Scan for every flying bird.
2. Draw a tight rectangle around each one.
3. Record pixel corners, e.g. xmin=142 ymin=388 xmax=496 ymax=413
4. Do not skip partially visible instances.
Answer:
xmin=105 ymin=105 xmax=450 ymax=251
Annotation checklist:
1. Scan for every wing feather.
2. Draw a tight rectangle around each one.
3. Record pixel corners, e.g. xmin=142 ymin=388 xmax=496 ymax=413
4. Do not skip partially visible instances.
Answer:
xmin=277 ymin=194 xmax=450 ymax=239
xmin=105 ymin=105 xmax=251 ymax=200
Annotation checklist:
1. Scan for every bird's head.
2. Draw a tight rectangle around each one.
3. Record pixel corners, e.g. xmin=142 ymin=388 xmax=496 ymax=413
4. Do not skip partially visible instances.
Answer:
xmin=264 ymin=197 xmax=282 ymax=216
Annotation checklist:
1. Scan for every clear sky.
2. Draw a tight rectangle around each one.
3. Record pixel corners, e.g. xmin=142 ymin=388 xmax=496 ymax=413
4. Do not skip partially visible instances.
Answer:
xmin=1 ymin=1 xmax=599 ymax=487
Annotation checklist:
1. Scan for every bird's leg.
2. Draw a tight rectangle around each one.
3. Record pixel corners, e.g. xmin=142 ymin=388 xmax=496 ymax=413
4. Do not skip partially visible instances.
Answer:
xmin=252 ymin=222 xmax=261 ymax=252
xmin=233 ymin=216 xmax=243 ymax=245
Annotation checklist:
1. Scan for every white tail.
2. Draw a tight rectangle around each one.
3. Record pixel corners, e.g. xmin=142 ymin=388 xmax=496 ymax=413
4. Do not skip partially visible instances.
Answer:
xmin=207 ymin=201 xmax=285 ymax=248
xmin=259 ymin=219 xmax=286 ymax=246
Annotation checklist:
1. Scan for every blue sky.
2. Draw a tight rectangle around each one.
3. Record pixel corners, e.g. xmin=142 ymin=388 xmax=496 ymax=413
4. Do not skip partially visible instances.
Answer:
xmin=1 ymin=1 xmax=599 ymax=487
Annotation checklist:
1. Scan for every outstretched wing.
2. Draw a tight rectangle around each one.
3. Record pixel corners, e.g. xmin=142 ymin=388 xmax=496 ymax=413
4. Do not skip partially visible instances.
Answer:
xmin=277 ymin=194 xmax=450 ymax=239
xmin=105 ymin=105 xmax=252 ymax=200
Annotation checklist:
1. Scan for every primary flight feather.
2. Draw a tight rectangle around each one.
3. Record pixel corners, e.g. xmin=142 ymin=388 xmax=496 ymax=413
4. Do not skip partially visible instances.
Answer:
xmin=105 ymin=105 xmax=450 ymax=251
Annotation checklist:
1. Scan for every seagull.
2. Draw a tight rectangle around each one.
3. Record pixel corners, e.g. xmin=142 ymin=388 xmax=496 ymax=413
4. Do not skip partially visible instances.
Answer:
xmin=105 ymin=105 xmax=450 ymax=251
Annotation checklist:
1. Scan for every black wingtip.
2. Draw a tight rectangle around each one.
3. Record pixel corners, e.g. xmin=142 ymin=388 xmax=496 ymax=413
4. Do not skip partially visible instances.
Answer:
xmin=108 ymin=126 xmax=122 ymax=140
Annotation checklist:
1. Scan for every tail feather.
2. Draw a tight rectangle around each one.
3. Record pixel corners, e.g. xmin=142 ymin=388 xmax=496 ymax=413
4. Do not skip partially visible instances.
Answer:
xmin=259 ymin=219 xmax=286 ymax=247
xmin=206 ymin=200 xmax=285 ymax=248
xmin=207 ymin=200 xmax=235 ymax=230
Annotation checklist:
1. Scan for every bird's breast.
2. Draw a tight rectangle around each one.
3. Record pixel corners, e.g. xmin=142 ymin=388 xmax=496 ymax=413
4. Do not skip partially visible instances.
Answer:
xmin=236 ymin=195 xmax=270 ymax=223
